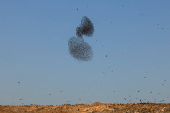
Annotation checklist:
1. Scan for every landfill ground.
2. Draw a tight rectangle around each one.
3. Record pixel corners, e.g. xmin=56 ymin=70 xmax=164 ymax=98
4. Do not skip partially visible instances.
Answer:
xmin=1 ymin=102 xmax=170 ymax=113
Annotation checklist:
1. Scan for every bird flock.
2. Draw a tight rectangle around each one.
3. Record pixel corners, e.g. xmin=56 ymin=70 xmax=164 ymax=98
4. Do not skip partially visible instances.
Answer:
xmin=68 ymin=16 xmax=94 ymax=61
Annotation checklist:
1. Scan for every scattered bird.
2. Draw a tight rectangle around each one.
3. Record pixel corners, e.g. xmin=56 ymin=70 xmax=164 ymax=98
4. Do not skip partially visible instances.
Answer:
xmin=79 ymin=99 xmax=81 ymax=100
xmin=124 ymin=98 xmax=126 ymax=100
xmin=157 ymin=24 xmax=159 ymax=25
xmin=106 ymin=55 xmax=107 ymax=57
xmin=111 ymin=22 xmax=112 ymax=23
xmin=150 ymin=91 xmax=152 ymax=93
xmin=60 ymin=91 xmax=62 ymax=93
xmin=113 ymin=91 xmax=115 ymax=92
xmin=18 ymin=82 xmax=20 ymax=84
xmin=121 ymin=5 xmax=124 ymax=6
xmin=49 ymin=94 xmax=51 ymax=95
xmin=138 ymin=91 xmax=140 ymax=92
xmin=141 ymin=13 xmax=143 ymax=15
xmin=144 ymin=77 xmax=146 ymax=78
xmin=162 ymin=28 xmax=163 ymax=29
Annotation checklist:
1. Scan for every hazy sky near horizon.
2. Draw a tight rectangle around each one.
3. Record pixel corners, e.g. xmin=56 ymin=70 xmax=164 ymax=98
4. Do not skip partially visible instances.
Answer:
xmin=0 ymin=0 xmax=170 ymax=105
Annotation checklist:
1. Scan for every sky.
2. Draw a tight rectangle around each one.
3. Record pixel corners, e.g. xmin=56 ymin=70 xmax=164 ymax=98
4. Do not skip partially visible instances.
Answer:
xmin=0 ymin=0 xmax=170 ymax=106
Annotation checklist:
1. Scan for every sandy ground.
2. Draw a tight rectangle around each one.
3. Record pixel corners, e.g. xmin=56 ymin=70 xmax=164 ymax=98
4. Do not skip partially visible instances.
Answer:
xmin=1 ymin=102 xmax=170 ymax=113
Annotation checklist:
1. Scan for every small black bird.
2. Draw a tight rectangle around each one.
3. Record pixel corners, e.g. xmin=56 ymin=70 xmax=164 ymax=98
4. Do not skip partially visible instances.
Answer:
xmin=18 ymin=82 xmax=20 ymax=83
xmin=106 ymin=55 xmax=107 ymax=57
xmin=77 ymin=8 xmax=78 ymax=11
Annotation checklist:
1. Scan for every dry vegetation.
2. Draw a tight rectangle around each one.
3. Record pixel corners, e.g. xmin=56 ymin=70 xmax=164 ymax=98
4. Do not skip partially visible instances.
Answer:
xmin=1 ymin=102 xmax=170 ymax=113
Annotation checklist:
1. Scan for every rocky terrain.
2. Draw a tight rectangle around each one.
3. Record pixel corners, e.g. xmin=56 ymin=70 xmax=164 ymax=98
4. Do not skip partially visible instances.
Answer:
xmin=1 ymin=102 xmax=170 ymax=113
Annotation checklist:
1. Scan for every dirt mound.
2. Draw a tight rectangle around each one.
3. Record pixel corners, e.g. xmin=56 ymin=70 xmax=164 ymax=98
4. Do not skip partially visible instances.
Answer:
xmin=0 ymin=102 xmax=170 ymax=113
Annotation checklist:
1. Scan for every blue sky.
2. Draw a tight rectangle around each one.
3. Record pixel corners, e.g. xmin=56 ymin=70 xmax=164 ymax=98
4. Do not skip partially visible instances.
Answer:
xmin=0 ymin=0 xmax=170 ymax=105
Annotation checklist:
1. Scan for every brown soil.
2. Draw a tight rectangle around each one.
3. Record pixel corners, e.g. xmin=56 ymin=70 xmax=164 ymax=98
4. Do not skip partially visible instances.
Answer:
xmin=1 ymin=102 xmax=170 ymax=113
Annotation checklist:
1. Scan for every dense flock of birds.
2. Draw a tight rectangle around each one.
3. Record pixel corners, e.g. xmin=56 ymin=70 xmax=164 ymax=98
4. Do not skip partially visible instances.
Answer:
xmin=68 ymin=16 xmax=94 ymax=61
xmin=15 ymin=5 xmax=168 ymax=105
